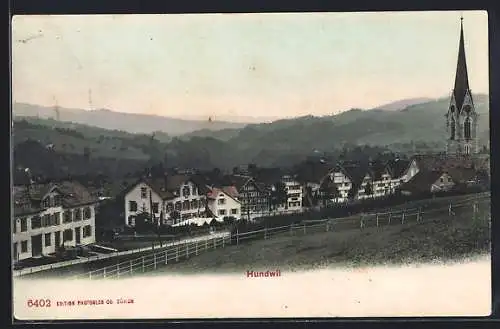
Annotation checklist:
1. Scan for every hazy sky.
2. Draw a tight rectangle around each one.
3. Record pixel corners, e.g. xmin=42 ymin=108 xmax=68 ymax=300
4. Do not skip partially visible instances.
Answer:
xmin=11 ymin=11 xmax=489 ymax=119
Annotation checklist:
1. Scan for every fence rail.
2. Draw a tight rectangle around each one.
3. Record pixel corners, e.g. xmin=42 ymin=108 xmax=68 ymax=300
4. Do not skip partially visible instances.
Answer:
xmin=12 ymin=232 xmax=230 ymax=277
xmin=69 ymin=193 xmax=490 ymax=280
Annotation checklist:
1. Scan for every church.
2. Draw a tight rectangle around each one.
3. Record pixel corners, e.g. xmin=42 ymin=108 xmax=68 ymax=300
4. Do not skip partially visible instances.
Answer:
xmin=445 ymin=16 xmax=480 ymax=156
xmin=405 ymin=17 xmax=490 ymax=193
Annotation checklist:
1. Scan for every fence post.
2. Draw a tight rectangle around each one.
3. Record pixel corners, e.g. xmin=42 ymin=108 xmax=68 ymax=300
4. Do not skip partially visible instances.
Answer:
xmin=290 ymin=224 xmax=293 ymax=236
xmin=360 ymin=215 xmax=364 ymax=230
xmin=89 ymin=271 xmax=92 ymax=280
xmin=236 ymin=230 xmax=239 ymax=245
xmin=325 ymin=221 xmax=329 ymax=232
xmin=264 ymin=227 xmax=268 ymax=239
xmin=117 ymin=263 xmax=120 ymax=278
xmin=205 ymin=238 xmax=208 ymax=250
xmin=303 ymin=223 xmax=306 ymax=234
xmin=154 ymin=254 xmax=157 ymax=269
xmin=196 ymin=241 xmax=199 ymax=255
xmin=103 ymin=267 xmax=107 ymax=278
xmin=130 ymin=260 xmax=133 ymax=275
xmin=165 ymin=251 xmax=168 ymax=265
xmin=388 ymin=212 xmax=392 ymax=225
xmin=222 ymin=236 xmax=225 ymax=248
xmin=176 ymin=247 xmax=179 ymax=262
xmin=448 ymin=203 xmax=453 ymax=217
xmin=376 ymin=213 xmax=379 ymax=227
xmin=401 ymin=211 xmax=405 ymax=225
xmin=142 ymin=256 xmax=145 ymax=272
xmin=186 ymin=243 xmax=189 ymax=258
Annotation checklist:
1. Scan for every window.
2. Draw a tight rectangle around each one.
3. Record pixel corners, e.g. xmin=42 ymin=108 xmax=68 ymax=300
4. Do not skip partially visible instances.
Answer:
xmin=54 ymin=194 xmax=63 ymax=207
xmin=464 ymin=117 xmax=472 ymax=140
xmin=20 ymin=217 xmax=27 ymax=232
xmin=41 ymin=214 xmax=49 ymax=227
xmin=450 ymin=117 xmax=456 ymax=140
xmin=83 ymin=225 xmax=92 ymax=238
xmin=182 ymin=186 xmax=191 ymax=197
xmin=182 ymin=200 xmax=190 ymax=210
xmin=152 ymin=202 xmax=159 ymax=213
xmin=129 ymin=201 xmax=138 ymax=212
xmin=218 ymin=198 xmax=226 ymax=205
xmin=141 ymin=187 xmax=148 ymax=199
xmin=231 ymin=208 xmax=238 ymax=215
xmin=63 ymin=210 xmax=72 ymax=223
xmin=175 ymin=202 xmax=182 ymax=211
xmin=42 ymin=197 xmax=50 ymax=209
xmin=84 ymin=207 xmax=92 ymax=219
xmin=74 ymin=208 xmax=82 ymax=221
xmin=45 ymin=233 xmax=51 ymax=247
xmin=218 ymin=209 xmax=226 ymax=216
xmin=127 ymin=216 xmax=134 ymax=226
xmin=13 ymin=219 xmax=17 ymax=233
xmin=21 ymin=241 xmax=28 ymax=253
xmin=63 ymin=229 xmax=73 ymax=241
xmin=191 ymin=199 xmax=199 ymax=209
xmin=31 ymin=216 xmax=41 ymax=229
xmin=167 ymin=203 xmax=173 ymax=211
xmin=193 ymin=187 xmax=197 ymax=196
xmin=440 ymin=177 xmax=444 ymax=183
xmin=54 ymin=212 xmax=61 ymax=225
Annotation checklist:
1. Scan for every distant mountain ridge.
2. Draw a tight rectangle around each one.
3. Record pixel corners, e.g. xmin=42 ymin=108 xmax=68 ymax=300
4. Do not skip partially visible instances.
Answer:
xmin=374 ymin=97 xmax=436 ymax=111
xmin=12 ymin=103 xmax=249 ymax=136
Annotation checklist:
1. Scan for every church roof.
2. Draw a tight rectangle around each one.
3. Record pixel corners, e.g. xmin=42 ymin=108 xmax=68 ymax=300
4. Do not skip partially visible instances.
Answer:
xmin=453 ymin=17 xmax=472 ymax=112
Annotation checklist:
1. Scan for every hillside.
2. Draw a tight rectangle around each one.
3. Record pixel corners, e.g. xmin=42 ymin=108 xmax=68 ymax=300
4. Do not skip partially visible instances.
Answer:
xmin=183 ymin=94 xmax=490 ymax=155
xmin=12 ymin=103 xmax=249 ymax=136
xmin=374 ymin=97 xmax=435 ymax=111
xmin=12 ymin=94 xmax=490 ymax=178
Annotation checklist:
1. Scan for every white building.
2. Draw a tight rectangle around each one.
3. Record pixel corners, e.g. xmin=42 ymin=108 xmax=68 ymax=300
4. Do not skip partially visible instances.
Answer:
xmin=280 ymin=175 xmax=303 ymax=212
xmin=12 ymin=181 xmax=98 ymax=262
xmin=123 ymin=174 xmax=208 ymax=227
xmin=206 ymin=186 xmax=241 ymax=220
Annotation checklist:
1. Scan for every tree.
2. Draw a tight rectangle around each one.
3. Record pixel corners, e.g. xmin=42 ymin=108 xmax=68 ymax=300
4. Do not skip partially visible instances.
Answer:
xmin=270 ymin=181 xmax=288 ymax=211
xmin=364 ymin=181 xmax=373 ymax=198
xmin=83 ymin=147 xmax=91 ymax=161
xmin=319 ymin=177 xmax=340 ymax=207
xmin=347 ymin=185 xmax=357 ymax=200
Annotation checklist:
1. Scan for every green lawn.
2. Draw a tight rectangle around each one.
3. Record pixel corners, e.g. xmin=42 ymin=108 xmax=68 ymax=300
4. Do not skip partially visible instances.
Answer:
xmin=18 ymin=193 xmax=490 ymax=279
xmin=142 ymin=198 xmax=490 ymax=275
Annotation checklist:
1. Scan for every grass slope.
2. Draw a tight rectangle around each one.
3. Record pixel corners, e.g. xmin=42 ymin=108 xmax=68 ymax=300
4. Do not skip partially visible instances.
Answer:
xmin=145 ymin=199 xmax=490 ymax=275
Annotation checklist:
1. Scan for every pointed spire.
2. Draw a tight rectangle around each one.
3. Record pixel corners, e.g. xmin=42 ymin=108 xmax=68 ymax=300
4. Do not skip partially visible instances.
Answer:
xmin=453 ymin=15 xmax=470 ymax=112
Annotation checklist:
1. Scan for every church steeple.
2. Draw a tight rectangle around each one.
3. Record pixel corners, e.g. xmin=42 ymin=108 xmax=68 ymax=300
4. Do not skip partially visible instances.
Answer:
xmin=452 ymin=15 xmax=471 ymax=113
xmin=446 ymin=16 xmax=479 ymax=156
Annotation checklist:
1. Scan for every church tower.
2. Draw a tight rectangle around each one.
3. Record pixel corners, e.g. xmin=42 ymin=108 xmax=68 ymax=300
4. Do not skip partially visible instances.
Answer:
xmin=445 ymin=16 xmax=479 ymax=156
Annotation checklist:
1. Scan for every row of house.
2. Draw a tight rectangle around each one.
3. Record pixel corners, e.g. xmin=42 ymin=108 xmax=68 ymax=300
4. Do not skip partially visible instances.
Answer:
xmin=12 ymin=153 xmax=489 ymax=262
xmin=122 ymin=153 xmax=489 ymax=227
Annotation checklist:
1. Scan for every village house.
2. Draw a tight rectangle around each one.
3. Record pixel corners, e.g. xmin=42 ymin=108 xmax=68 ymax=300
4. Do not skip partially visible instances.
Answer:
xmin=225 ymin=175 xmax=269 ymax=220
xmin=399 ymin=170 xmax=456 ymax=196
xmin=206 ymin=186 xmax=241 ymax=220
xmin=12 ymin=181 xmax=98 ymax=262
xmin=280 ymin=174 xmax=303 ymax=212
xmin=123 ymin=173 xmax=209 ymax=227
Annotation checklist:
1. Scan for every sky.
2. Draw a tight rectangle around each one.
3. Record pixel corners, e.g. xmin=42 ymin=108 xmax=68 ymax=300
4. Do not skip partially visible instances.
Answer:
xmin=11 ymin=11 xmax=489 ymax=120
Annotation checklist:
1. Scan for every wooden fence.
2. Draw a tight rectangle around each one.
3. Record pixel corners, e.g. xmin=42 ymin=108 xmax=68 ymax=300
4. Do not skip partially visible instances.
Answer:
xmin=12 ymin=232 xmax=230 ymax=277
xmin=70 ymin=193 xmax=490 ymax=280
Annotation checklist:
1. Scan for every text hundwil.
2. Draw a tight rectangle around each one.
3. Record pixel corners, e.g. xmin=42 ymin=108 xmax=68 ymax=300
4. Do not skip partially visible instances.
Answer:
xmin=246 ymin=270 xmax=281 ymax=278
